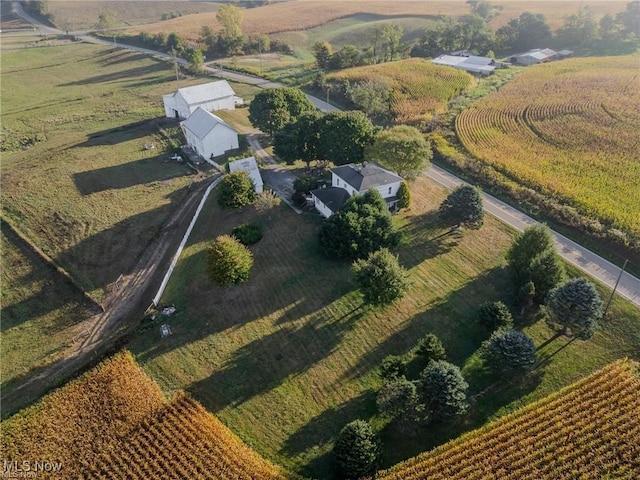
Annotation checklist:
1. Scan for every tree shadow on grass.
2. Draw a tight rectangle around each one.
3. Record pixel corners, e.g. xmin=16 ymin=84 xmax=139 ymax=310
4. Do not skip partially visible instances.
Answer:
xmin=397 ymin=210 xmax=462 ymax=269
xmin=339 ymin=267 xmax=511 ymax=383
xmin=186 ymin=306 xmax=366 ymax=411
xmin=77 ymin=117 xmax=175 ymax=148
xmin=280 ymin=391 xmax=376 ymax=480
xmin=60 ymin=58 xmax=168 ymax=86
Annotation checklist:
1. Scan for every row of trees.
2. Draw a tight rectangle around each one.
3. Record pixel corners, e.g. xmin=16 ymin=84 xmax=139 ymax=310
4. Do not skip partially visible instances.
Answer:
xmin=412 ymin=1 xmax=640 ymax=57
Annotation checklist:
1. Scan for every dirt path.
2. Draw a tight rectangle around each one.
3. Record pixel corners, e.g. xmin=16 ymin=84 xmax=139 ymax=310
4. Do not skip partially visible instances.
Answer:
xmin=1 ymin=175 xmax=219 ymax=416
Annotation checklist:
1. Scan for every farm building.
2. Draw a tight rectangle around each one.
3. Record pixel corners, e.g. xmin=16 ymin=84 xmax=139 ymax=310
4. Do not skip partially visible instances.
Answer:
xmin=180 ymin=107 xmax=239 ymax=160
xmin=311 ymin=162 xmax=403 ymax=218
xmin=162 ymin=80 xmax=240 ymax=119
xmin=509 ymin=48 xmax=572 ymax=65
xmin=228 ymin=157 xmax=264 ymax=194
xmin=432 ymin=54 xmax=497 ymax=75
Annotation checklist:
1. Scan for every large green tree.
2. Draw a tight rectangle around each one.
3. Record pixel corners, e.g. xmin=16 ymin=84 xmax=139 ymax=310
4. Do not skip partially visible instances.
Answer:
xmin=482 ymin=328 xmax=537 ymax=373
xmin=273 ymin=111 xmax=322 ymax=166
xmin=546 ymin=278 xmax=603 ymax=340
xmin=318 ymin=189 xmax=400 ymax=260
xmin=496 ymin=12 xmax=551 ymax=52
xmin=249 ymin=88 xmax=315 ymax=135
xmin=419 ymin=360 xmax=468 ymax=420
xmin=312 ymin=41 xmax=333 ymax=70
xmin=377 ymin=377 xmax=420 ymax=422
xmin=216 ymin=4 xmax=244 ymax=55
xmin=506 ymin=224 xmax=565 ymax=300
xmin=353 ymin=248 xmax=409 ymax=306
xmin=438 ymin=185 xmax=484 ymax=230
xmin=318 ymin=111 xmax=377 ymax=166
xmin=365 ymin=126 xmax=431 ymax=180
xmin=334 ymin=420 xmax=380 ymax=480
xmin=207 ymin=235 xmax=253 ymax=286
xmin=218 ymin=171 xmax=257 ymax=208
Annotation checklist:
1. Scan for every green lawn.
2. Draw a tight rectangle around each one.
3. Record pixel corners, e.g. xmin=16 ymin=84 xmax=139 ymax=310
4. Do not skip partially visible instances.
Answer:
xmin=127 ymin=174 xmax=640 ymax=479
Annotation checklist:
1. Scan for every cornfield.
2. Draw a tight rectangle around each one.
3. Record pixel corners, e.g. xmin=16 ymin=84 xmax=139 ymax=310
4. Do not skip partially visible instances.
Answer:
xmin=1 ymin=352 xmax=292 ymax=479
xmin=377 ymin=359 xmax=640 ymax=479
xmin=329 ymin=58 xmax=472 ymax=124
xmin=456 ymin=55 xmax=640 ymax=236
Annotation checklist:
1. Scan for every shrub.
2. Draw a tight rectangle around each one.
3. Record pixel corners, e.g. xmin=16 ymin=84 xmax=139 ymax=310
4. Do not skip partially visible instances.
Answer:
xmin=377 ymin=377 xmax=420 ymax=421
xmin=397 ymin=181 xmax=411 ymax=210
xmin=334 ymin=420 xmax=380 ymax=480
xmin=478 ymin=301 xmax=514 ymax=330
xmin=482 ymin=328 xmax=537 ymax=373
xmin=416 ymin=333 xmax=446 ymax=362
xmin=379 ymin=355 xmax=406 ymax=381
xmin=232 ymin=223 xmax=263 ymax=246
xmin=352 ymin=248 xmax=409 ymax=306
xmin=207 ymin=235 xmax=253 ymax=286
xmin=218 ymin=171 xmax=257 ymax=208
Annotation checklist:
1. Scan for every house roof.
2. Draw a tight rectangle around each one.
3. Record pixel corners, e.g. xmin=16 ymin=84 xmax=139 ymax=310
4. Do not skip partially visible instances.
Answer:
xmin=311 ymin=187 xmax=351 ymax=214
xmin=512 ymin=48 xmax=557 ymax=61
xmin=229 ymin=156 xmax=263 ymax=187
xmin=331 ymin=163 xmax=403 ymax=192
xmin=180 ymin=107 xmax=235 ymax=140
xmin=174 ymin=80 xmax=235 ymax=106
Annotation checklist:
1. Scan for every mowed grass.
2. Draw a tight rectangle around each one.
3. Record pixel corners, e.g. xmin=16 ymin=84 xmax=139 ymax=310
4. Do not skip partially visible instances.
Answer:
xmin=128 ymin=176 xmax=640 ymax=478
xmin=0 ymin=228 xmax=96 ymax=394
xmin=1 ymin=43 xmax=220 ymax=299
xmin=456 ymin=55 xmax=640 ymax=237
xmin=126 ymin=0 xmax=628 ymax=43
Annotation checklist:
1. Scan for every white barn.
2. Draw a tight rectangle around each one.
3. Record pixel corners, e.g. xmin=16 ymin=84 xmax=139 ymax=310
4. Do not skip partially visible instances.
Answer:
xmin=163 ymin=80 xmax=237 ymax=119
xmin=311 ymin=163 xmax=403 ymax=218
xmin=229 ymin=157 xmax=264 ymax=194
xmin=432 ymin=54 xmax=497 ymax=75
xmin=180 ymin=107 xmax=239 ymax=160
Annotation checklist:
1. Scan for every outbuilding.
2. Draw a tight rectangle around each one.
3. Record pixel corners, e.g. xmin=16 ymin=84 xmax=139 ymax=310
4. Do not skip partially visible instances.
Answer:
xmin=163 ymin=80 xmax=237 ymax=119
xmin=180 ymin=107 xmax=239 ymax=161
xmin=228 ymin=157 xmax=264 ymax=194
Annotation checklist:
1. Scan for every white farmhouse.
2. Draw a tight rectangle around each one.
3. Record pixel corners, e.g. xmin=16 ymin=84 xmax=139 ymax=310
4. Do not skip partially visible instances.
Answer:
xmin=311 ymin=162 xmax=403 ymax=218
xmin=229 ymin=157 xmax=264 ymax=194
xmin=163 ymin=80 xmax=238 ymax=119
xmin=180 ymin=107 xmax=239 ymax=160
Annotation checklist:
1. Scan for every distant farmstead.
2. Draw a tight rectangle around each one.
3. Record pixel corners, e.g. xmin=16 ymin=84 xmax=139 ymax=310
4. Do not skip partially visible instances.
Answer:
xmin=180 ymin=107 xmax=239 ymax=160
xmin=509 ymin=48 xmax=573 ymax=66
xmin=311 ymin=163 xmax=403 ymax=218
xmin=432 ymin=54 xmax=498 ymax=75
xmin=162 ymin=80 xmax=241 ymax=119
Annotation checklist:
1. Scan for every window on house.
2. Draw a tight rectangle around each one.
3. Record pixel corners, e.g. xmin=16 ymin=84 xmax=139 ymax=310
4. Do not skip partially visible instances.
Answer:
xmin=388 ymin=186 xmax=392 ymax=194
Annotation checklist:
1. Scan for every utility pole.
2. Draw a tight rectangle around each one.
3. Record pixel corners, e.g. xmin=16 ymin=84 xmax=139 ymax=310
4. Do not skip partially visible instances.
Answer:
xmin=602 ymin=259 xmax=628 ymax=319
xmin=172 ymin=47 xmax=180 ymax=89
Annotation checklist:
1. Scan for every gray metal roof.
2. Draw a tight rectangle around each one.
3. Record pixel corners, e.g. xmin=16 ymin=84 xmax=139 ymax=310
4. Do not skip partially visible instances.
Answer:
xmin=331 ymin=163 xmax=403 ymax=192
xmin=180 ymin=107 xmax=235 ymax=140
xmin=175 ymin=80 xmax=235 ymax=106
xmin=311 ymin=187 xmax=351 ymax=213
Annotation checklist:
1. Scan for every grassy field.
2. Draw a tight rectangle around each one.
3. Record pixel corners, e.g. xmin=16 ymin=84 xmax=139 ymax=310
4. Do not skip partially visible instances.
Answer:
xmin=0 ymin=227 xmax=96 ymax=394
xmin=1 ymin=352 xmax=291 ymax=479
xmin=456 ymin=55 xmax=640 ymax=238
xmin=0 ymin=43 xmax=258 ymax=300
xmin=126 ymin=0 xmax=628 ymax=43
xmin=378 ymin=359 xmax=640 ymax=479
xmin=328 ymin=58 xmax=473 ymax=125
xmin=127 ymin=174 xmax=640 ymax=478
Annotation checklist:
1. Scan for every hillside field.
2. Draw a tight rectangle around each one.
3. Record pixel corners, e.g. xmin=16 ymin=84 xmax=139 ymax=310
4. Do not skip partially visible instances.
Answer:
xmin=327 ymin=58 xmax=473 ymax=124
xmin=1 ymin=352 xmax=291 ymax=479
xmin=456 ymin=55 xmax=640 ymax=238
xmin=124 ymin=0 xmax=628 ymax=44
xmin=128 ymin=174 xmax=640 ymax=478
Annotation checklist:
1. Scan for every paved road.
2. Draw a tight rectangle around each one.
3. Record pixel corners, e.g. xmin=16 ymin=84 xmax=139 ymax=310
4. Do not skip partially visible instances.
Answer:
xmin=12 ymin=5 xmax=639 ymax=307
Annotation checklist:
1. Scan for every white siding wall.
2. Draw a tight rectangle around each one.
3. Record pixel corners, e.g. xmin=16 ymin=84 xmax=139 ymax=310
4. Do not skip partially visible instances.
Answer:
xmin=313 ymin=196 xmax=333 ymax=218
xmin=187 ymin=96 xmax=236 ymax=115
xmin=199 ymin=127 xmax=239 ymax=159
xmin=374 ymin=181 xmax=402 ymax=200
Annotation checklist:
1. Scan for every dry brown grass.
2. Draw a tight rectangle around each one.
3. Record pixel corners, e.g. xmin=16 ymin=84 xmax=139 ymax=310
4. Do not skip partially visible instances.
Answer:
xmin=125 ymin=0 xmax=628 ymax=43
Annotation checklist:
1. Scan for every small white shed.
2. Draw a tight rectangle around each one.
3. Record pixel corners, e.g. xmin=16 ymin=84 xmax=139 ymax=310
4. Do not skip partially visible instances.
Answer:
xmin=163 ymin=80 xmax=236 ymax=119
xmin=180 ymin=107 xmax=239 ymax=160
xmin=228 ymin=156 xmax=264 ymax=194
